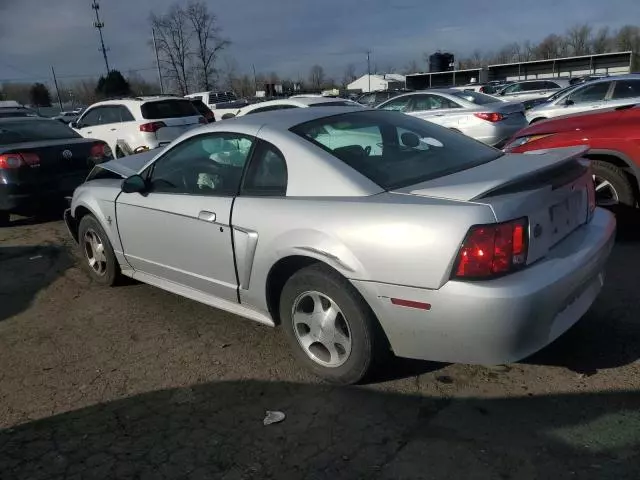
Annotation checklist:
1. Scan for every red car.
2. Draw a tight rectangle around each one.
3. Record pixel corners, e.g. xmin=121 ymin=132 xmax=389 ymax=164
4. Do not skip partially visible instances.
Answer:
xmin=503 ymin=105 xmax=640 ymax=208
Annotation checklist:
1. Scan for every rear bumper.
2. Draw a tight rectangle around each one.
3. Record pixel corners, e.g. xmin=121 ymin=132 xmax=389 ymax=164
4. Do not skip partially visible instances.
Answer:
xmin=0 ymin=178 xmax=83 ymax=212
xmin=476 ymin=120 xmax=528 ymax=148
xmin=352 ymin=208 xmax=616 ymax=365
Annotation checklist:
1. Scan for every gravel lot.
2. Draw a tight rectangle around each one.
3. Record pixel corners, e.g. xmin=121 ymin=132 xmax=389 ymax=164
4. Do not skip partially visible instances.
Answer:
xmin=0 ymin=210 xmax=639 ymax=479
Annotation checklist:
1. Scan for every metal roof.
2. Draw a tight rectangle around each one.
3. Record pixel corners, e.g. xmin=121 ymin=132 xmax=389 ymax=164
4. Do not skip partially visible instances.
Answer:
xmin=488 ymin=50 xmax=634 ymax=68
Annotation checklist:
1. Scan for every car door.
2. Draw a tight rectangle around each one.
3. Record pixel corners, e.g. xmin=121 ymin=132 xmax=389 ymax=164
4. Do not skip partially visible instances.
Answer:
xmin=74 ymin=107 xmax=106 ymax=139
xmin=561 ymin=81 xmax=613 ymax=116
xmin=115 ymin=132 xmax=256 ymax=302
xmin=96 ymin=106 xmax=128 ymax=152
xmin=608 ymin=79 xmax=640 ymax=108
xmin=405 ymin=94 xmax=463 ymax=128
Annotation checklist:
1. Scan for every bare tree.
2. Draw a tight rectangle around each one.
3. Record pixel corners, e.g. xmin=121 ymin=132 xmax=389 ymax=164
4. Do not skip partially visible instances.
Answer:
xmin=309 ymin=65 xmax=325 ymax=90
xmin=341 ymin=63 xmax=357 ymax=87
xmin=185 ymin=1 xmax=229 ymax=91
xmin=219 ymin=55 xmax=239 ymax=90
xmin=535 ymin=34 xmax=564 ymax=59
xmin=591 ymin=27 xmax=611 ymax=54
xmin=150 ymin=4 xmax=193 ymax=95
xmin=615 ymin=25 xmax=640 ymax=52
xmin=0 ymin=83 xmax=32 ymax=104
xmin=521 ymin=40 xmax=535 ymax=62
xmin=566 ymin=24 xmax=592 ymax=56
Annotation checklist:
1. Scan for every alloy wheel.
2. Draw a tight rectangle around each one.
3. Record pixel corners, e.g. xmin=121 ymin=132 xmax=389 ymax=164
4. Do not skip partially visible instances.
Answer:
xmin=83 ymin=228 xmax=108 ymax=276
xmin=593 ymin=174 xmax=619 ymax=207
xmin=291 ymin=291 xmax=352 ymax=368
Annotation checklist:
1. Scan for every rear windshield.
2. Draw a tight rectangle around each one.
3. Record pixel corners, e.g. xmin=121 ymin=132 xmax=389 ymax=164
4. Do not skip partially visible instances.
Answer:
xmin=141 ymin=100 xmax=199 ymax=119
xmin=190 ymin=99 xmax=212 ymax=115
xmin=309 ymin=101 xmax=361 ymax=107
xmin=291 ymin=110 xmax=502 ymax=189
xmin=450 ymin=90 xmax=501 ymax=105
xmin=0 ymin=119 xmax=80 ymax=145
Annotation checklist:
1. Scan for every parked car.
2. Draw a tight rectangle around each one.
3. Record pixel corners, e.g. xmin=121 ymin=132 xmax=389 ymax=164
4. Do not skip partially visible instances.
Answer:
xmin=71 ymin=96 xmax=206 ymax=157
xmin=451 ymin=83 xmax=504 ymax=95
xmin=0 ymin=107 xmax=41 ymax=118
xmin=190 ymin=98 xmax=216 ymax=123
xmin=525 ymin=75 xmax=640 ymax=124
xmin=222 ymin=97 xmax=363 ymax=119
xmin=185 ymin=91 xmax=249 ymax=121
xmin=0 ymin=117 xmax=112 ymax=225
xmin=376 ymin=89 xmax=527 ymax=147
xmin=497 ymin=79 xmax=571 ymax=103
xmin=569 ymin=73 xmax=609 ymax=85
xmin=64 ymin=107 xmax=614 ymax=384
xmin=355 ymin=90 xmax=413 ymax=107
xmin=504 ymin=104 xmax=640 ymax=208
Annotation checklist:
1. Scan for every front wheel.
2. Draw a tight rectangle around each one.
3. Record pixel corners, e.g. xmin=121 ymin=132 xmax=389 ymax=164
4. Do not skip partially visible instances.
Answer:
xmin=279 ymin=264 xmax=385 ymax=385
xmin=78 ymin=214 xmax=119 ymax=286
xmin=591 ymin=160 xmax=636 ymax=207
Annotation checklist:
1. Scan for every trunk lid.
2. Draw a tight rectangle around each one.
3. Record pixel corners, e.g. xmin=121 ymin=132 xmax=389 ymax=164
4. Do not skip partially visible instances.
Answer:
xmin=140 ymin=99 xmax=204 ymax=145
xmin=392 ymin=146 xmax=593 ymax=263
xmin=154 ymin=116 xmax=202 ymax=145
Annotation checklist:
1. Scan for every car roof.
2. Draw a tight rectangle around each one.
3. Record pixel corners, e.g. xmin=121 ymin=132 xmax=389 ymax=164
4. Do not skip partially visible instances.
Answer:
xmin=0 ymin=116 xmax=53 ymax=123
xmin=88 ymin=96 xmax=188 ymax=107
xmin=210 ymin=106 xmax=368 ymax=129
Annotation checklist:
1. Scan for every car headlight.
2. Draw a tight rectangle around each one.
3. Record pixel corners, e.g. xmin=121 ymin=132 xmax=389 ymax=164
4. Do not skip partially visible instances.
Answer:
xmin=504 ymin=134 xmax=553 ymax=151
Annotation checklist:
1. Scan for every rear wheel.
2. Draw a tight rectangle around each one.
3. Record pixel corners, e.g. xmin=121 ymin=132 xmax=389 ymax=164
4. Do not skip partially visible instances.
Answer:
xmin=78 ymin=215 xmax=119 ymax=286
xmin=591 ymin=160 xmax=636 ymax=207
xmin=279 ymin=264 xmax=385 ymax=385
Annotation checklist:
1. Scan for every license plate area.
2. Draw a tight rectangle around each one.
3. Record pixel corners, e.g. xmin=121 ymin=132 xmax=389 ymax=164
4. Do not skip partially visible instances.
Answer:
xmin=549 ymin=190 xmax=585 ymax=243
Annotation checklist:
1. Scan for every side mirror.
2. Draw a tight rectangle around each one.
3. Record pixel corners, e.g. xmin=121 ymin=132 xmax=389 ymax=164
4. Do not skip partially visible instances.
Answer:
xmin=221 ymin=113 xmax=236 ymax=120
xmin=121 ymin=174 xmax=147 ymax=194
xmin=564 ymin=99 xmax=575 ymax=106
xmin=69 ymin=122 xmax=78 ymax=129
xmin=400 ymin=132 xmax=420 ymax=148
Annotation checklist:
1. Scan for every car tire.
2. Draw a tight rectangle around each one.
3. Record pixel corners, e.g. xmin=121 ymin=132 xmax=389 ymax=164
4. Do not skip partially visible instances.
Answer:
xmin=78 ymin=214 xmax=119 ymax=286
xmin=279 ymin=263 xmax=385 ymax=385
xmin=591 ymin=160 xmax=636 ymax=207
xmin=0 ymin=211 xmax=10 ymax=227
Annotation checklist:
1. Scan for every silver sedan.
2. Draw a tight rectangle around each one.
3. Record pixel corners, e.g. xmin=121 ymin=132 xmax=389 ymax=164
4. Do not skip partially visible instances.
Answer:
xmin=376 ymin=90 xmax=527 ymax=147
xmin=64 ymin=107 xmax=615 ymax=384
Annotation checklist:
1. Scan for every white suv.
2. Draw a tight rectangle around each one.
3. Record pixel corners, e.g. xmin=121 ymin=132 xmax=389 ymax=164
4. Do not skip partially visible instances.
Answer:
xmin=71 ymin=96 xmax=205 ymax=157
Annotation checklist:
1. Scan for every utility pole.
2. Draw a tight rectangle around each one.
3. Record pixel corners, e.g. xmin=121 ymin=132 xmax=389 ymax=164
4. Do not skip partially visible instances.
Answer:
xmin=91 ymin=0 xmax=111 ymax=75
xmin=252 ymin=64 xmax=257 ymax=95
xmin=152 ymin=28 xmax=164 ymax=94
xmin=51 ymin=66 xmax=63 ymax=110
xmin=366 ymin=50 xmax=371 ymax=92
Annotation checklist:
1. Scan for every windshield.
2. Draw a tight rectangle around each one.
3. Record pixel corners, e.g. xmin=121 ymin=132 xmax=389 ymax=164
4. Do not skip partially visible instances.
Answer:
xmin=546 ymin=84 xmax=581 ymax=102
xmin=450 ymin=90 xmax=501 ymax=105
xmin=291 ymin=110 xmax=502 ymax=189
xmin=0 ymin=119 xmax=80 ymax=144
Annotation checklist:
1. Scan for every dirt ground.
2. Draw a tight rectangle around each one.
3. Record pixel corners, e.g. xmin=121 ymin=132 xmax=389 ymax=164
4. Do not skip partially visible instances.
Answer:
xmin=0 ymin=210 xmax=639 ymax=480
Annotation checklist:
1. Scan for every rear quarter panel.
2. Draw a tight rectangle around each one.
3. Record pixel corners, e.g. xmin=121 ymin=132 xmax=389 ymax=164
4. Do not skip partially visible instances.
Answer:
xmin=232 ymin=193 xmax=495 ymax=316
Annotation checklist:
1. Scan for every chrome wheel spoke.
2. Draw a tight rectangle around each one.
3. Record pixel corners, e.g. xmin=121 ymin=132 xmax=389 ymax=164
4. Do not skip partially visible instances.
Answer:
xmin=593 ymin=175 xmax=619 ymax=207
xmin=334 ymin=329 xmax=350 ymax=350
xmin=595 ymin=179 xmax=612 ymax=192
xmin=83 ymin=229 xmax=108 ymax=277
xmin=324 ymin=342 xmax=342 ymax=365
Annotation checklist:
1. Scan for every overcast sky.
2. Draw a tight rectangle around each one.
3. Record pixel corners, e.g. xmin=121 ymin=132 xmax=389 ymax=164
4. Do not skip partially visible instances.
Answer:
xmin=1 ymin=0 xmax=639 ymax=85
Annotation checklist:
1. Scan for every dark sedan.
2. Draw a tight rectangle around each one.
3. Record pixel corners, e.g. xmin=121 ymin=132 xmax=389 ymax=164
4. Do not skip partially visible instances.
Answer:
xmin=0 ymin=117 xmax=112 ymax=225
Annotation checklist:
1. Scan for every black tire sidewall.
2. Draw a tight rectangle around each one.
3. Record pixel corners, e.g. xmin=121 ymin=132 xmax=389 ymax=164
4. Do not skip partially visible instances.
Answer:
xmin=78 ymin=215 xmax=118 ymax=286
xmin=591 ymin=160 xmax=635 ymax=207
xmin=279 ymin=264 xmax=378 ymax=385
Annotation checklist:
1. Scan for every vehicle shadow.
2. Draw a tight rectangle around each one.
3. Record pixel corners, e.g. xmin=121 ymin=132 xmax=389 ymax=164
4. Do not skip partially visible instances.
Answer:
xmin=609 ymin=205 xmax=640 ymax=243
xmin=5 ymin=201 xmax=68 ymax=228
xmin=0 ymin=245 xmax=73 ymax=322
xmin=0 ymin=380 xmax=638 ymax=479
xmin=525 ymin=240 xmax=640 ymax=374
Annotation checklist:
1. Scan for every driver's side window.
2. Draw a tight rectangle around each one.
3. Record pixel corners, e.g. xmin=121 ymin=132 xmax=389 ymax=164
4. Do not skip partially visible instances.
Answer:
xmin=147 ymin=133 xmax=255 ymax=196
xmin=78 ymin=108 xmax=102 ymax=128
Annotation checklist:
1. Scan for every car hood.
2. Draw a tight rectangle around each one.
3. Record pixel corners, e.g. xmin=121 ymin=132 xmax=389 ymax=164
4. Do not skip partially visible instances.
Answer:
xmin=96 ymin=148 xmax=160 ymax=178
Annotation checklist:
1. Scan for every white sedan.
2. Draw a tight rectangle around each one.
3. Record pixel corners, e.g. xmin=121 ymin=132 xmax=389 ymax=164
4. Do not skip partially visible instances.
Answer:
xmin=222 ymin=97 xmax=363 ymax=119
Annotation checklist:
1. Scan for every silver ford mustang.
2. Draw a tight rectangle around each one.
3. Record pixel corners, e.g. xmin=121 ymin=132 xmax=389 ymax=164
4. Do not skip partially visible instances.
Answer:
xmin=64 ymin=107 xmax=616 ymax=384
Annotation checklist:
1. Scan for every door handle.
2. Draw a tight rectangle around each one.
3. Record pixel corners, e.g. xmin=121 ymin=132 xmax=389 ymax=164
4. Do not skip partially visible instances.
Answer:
xmin=110 ymin=128 xmax=117 ymax=131
xmin=198 ymin=210 xmax=216 ymax=222
xmin=86 ymin=131 xmax=92 ymax=134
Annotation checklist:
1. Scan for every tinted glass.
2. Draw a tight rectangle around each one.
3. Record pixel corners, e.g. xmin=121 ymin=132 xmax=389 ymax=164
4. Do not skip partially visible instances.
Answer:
xmin=544 ymin=81 xmax=561 ymax=89
xmin=190 ymin=99 xmax=213 ymax=116
xmin=141 ymin=100 xmax=198 ymax=119
xmin=119 ymin=106 xmax=135 ymax=121
xmin=547 ymin=84 xmax=581 ymax=102
xmin=522 ymin=82 xmax=545 ymax=91
xmin=409 ymin=94 xmax=461 ymax=111
xmin=149 ymin=133 xmax=253 ymax=195
xmin=79 ymin=108 xmax=102 ymax=127
xmin=502 ymin=83 xmax=522 ymax=94
xmin=291 ymin=110 xmax=502 ymax=189
xmin=242 ymin=141 xmax=288 ymax=196
xmin=450 ymin=91 xmax=501 ymax=105
xmin=0 ymin=119 xmax=80 ymax=144
xmin=612 ymin=80 xmax=640 ymax=100
xmin=100 ymin=106 xmax=122 ymax=124
xmin=309 ymin=101 xmax=360 ymax=107
xmin=357 ymin=93 xmax=375 ymax=106
xmin=568 ymin=82 xmax=611 ymax=104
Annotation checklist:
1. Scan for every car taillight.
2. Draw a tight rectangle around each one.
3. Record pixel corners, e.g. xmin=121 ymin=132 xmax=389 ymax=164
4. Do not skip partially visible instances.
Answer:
xmin=139 ymin=121 xmax=167 ymax=133
xmin=89 ymin=142 xmax=113 ymax=162
xmin=453 ymin=218 xmax=528 ymax=279
xmin=198 ymin=116 xmax=207 ymax=124
xmin=474 ymin=112 xmax=504 ymax=122
xmin=479 ymin=86 xmax=486 ymax=93
xmin=0 ymin=152 xmax=40 ymax=169
xmin=205 ymin=112 xmax=215 ymax=122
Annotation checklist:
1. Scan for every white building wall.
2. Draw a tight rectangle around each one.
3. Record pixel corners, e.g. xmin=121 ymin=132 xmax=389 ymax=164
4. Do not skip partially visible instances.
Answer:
xmin=347 ymin=75 xmax=389 ymax=92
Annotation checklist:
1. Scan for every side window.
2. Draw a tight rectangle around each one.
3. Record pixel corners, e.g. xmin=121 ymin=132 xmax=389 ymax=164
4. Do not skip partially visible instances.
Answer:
xmin=522 ymin=82 xmax=542 ymax=91
xmin=246 ymin=104 xmax=297 ymax=115
xmin=502 ymin=83 xmax=522 ymax=94
xmin=148 ymin=133 xmax=254 ymax=196
xmin=544 ymin=81 xmax=561 ymax=89
xmin=242 ymin=141 xmax=288 ymax=196
xmin=612 ymin=80 xmax=640 ymax=100
xmin=379 ymin=96 xmax=411 ymax=111
xmin=78 ymin=108 xmax=102 ymax=127
xmin=358 ymin=93 xmax=375 ymax=106
xmin=99 ymin=106 xmax=122 ymax=125
xmin=568 ymin=82 xmax=611 ymax=104
xmin=409 ymin=95 xmax=460 ymax=112
xmin=118 ymin=106 xmax=135 ymax=121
